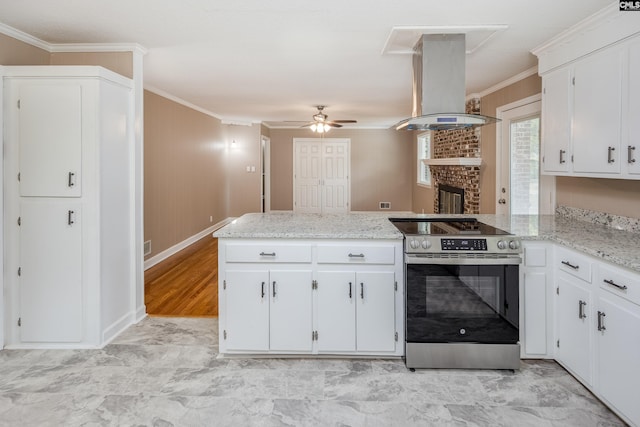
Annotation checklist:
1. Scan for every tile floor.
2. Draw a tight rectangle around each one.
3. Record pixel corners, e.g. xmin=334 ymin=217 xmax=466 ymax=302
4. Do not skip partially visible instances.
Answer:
xmin=0 ymin=317 xmax=625 ymax=426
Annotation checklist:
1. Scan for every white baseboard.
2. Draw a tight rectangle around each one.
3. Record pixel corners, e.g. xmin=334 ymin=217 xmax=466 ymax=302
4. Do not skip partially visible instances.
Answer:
xmin=143 ymin=217 xmax=235 ymax=270
xmin=101 ymin=311 xmax=135 ymax=347
xmin=135 ymin=305 xmax=147 ymax=323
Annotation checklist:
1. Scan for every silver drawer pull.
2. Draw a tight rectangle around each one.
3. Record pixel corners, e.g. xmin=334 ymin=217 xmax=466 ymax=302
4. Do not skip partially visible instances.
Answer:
xmin=578 ymin=300 xmax=587 ymax=319
xmin=349 ymin=282 xmax=352 ymax=299
xmin=561 ymin=260 xmax=579 ymax=270
xmin=360 ymin=282 xmax=364 ymax=299
xmin=261 ymin=282 xmax=265 ymax=299
xmin=559 ymin=149 xmax=566 ymax=164
xmin=607 ymin=146 xmax=615 ymax=164
xmin=604 ymin=279 xmax=628 ymax=291
xmin=272 ymin=281 xmax=276 ymax=298
xmin=68 ymin=172 xmax=76 ymax=187
xmin=628 ymin=145 xmax=636 ymax=164
xmin=348 ymin=253 xmax=365 ymax=258
xmin=597 ymin=311 xmax=606 ymax=332
xmin=259 ymin=252 xmax=276 ymax=257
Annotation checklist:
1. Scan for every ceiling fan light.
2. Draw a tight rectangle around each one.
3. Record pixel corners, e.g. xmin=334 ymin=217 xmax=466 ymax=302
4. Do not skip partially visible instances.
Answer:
xmin=310 ymin=123 xmax=317 ymax=132
xmin=323 ymin=124 xmax=331 ymax=132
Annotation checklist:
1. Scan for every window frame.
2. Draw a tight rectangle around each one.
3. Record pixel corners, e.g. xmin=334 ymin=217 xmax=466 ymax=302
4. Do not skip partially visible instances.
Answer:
xmin=416 ymin=132 xmax=432 ymax=188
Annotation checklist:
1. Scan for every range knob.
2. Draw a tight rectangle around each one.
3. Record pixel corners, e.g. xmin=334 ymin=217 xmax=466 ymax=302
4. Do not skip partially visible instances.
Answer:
xmin=421 ymin=240 xmax=431 ymax=249
xmin=496 ymin=240 xmax=508 ymax=250
xmin=409 ymin=239 xmax=420 ymax=249
xmin=509 ymin=240 xmax=520 ymax=250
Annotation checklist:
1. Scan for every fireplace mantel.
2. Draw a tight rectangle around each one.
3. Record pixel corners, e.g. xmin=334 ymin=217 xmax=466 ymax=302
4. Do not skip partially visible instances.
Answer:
xmin=422 ymin=158 xmax=482 ymax=166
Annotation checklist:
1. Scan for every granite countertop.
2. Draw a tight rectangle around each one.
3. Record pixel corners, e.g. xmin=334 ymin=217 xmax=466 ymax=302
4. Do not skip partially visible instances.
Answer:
xmin=214 ymin=211 xmax=640 ymax=274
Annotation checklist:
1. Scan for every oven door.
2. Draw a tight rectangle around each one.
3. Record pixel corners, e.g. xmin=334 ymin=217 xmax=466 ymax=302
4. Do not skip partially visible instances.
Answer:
xmin=405 ymin=257 xmax=519 ymax=345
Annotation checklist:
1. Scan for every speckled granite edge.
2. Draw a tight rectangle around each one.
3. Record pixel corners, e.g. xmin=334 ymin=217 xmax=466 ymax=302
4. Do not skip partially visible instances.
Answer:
xmin=556 ymin=205 xmax=640 ymax=233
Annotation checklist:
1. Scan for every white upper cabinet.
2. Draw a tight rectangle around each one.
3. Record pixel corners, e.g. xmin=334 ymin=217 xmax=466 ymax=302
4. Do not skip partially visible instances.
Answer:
xmin=625 ymin=38 xmax=640 ymax=174
xmin=541 ymin=68 xmax=572 ymax=173
xmin=18 ymin=83 xmax=82 ymax=197
xmin=533 ymin=4 xmax=640 ymax=180
xmin=572 ymin=47 xmax=623 ymax=174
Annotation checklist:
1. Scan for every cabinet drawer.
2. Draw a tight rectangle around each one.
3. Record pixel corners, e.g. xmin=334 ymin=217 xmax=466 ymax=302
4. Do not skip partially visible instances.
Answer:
xmin=524 ymin=245 xmax=547 ymax=267
xmin=317 ymin=245 xmax=395 ymax=265
xmin=598 ymin=264 xmax=640 ymax=307
xmin=226 ymin=243 xmax=312 ymax=263
xmin=557 ymin=247 xmax=592 ymax=283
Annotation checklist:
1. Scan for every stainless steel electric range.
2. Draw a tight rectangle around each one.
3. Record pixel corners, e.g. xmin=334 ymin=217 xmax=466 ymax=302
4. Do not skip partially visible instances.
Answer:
xmin=390 ymin=218 xmax=522 ymax=370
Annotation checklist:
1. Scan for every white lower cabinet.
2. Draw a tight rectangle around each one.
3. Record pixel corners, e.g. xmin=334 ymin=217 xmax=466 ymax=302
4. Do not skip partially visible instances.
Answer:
xmin=596 ymin=295 xmax=640 ymax=426
xmin=551 ymin=245 xmax=640 ymax=426
xmin=555 ymin=274 xmax=593 ymax=386
xmin=520 ymin=242 xmax=553 ymax=358
xmin=316 ymin=270 xmax=395 ymax=353
xmin=224 ymin=269 xmax=313 ymax=352
xmin=218 ymin=238 xmax=403 ymax=357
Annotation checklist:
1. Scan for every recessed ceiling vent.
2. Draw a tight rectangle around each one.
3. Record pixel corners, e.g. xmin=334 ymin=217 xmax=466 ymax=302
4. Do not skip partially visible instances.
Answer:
xmin=394 ymin=33 xmax=500 ymax=131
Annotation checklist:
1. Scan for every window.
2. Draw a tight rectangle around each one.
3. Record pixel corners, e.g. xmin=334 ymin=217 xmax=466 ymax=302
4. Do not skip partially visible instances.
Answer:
xmin=417 ymin=132 xmax=432 ymax=187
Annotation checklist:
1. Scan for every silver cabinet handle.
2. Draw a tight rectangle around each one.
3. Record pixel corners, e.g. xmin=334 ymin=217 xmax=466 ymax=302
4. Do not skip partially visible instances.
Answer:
xmin=604 ymin=279 xmax=628 ymax=291
xmin=559 ymin=149 xmax=566 ymax=164
xmin=348 ymin=253 xmax=365 ymax=258
xmin=608 ymin=146 xmax=616 ymax=164
xmin=261 ymin=281 xmax=265 ymax=299
xmin=360 ymin=282 xmax=364 ymax=299
xmin=597 ymin=311 xmax=606 ymax=332
xmin=561 ymin=260 xmax=579 ymax=270
xmin=68 ymin=172 xmax=76 ymax=187
xmin=67 ymin=210 xmax=75 ymax=225
xmin=628 ymin=145 xmax=636 ymax=164
xmin=260 ymin=252 xmax=276 ymax=257
xmin=578 ymin=300 xmax=587 ymax=319
xmin=349 ymin=282 xmax=352 ymax=299
xmin=272 ymin=281 xmax=276 ymax=298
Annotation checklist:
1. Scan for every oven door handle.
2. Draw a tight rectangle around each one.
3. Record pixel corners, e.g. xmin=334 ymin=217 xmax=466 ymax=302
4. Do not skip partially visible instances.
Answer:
xmin=405 ymin=254 xmax=522 ymax=265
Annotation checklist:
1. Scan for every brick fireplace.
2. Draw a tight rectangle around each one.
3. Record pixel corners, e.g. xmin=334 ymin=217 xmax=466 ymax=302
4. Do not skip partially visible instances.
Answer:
xmin=431 ymin=99 xmax=482 ymax=214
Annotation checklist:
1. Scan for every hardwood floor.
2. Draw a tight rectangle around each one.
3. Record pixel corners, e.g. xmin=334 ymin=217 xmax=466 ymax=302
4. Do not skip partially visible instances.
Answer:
xmin=144 ymin=236 xmax=218 ymax=317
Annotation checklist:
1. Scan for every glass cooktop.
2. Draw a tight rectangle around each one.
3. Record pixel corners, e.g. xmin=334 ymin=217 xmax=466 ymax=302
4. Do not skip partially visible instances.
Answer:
xmin=389 ymin=218 xmax=510 ymax=236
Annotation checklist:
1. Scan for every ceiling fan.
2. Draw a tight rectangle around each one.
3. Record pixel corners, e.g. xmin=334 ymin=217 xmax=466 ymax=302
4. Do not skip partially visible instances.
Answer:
xmin=302 ymin=105 xmax=357 ymax=133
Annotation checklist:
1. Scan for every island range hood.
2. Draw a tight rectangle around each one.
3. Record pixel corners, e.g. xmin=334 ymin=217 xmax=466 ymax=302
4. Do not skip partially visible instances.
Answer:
xmin=395 ymin=33 xmax=499 ymax=131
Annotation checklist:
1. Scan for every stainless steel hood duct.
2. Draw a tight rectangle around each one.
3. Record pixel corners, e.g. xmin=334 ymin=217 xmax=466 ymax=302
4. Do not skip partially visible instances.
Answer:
xmin=395 ymin=34 xmax=499 ymax=131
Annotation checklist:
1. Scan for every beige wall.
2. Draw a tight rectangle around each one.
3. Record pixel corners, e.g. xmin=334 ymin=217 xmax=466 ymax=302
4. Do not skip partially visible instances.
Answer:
xmin=557 ymin=177 xmax=640 ymax=219
xmin=479 ymin=74 xmax=542 ymax=213
xmin=269 ymin=128 xmax=414 ymax=211
xmin=144 ymin=91 xmax=262 ymax=258
xmin=0 ymin=33 xmax=50 ymax=65
xmin=50 ymin=51 xmax=133 ymax=79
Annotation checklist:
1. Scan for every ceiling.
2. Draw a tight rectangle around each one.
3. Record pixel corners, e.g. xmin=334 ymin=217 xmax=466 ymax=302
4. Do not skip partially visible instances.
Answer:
xmin=0 ymin=0 xmax=614 ymax=128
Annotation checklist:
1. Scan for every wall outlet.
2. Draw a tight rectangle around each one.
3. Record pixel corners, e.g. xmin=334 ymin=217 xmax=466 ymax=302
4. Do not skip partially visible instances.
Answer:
xmin=143 ymin=240 xmax=152 ymax=256
xmin=379 ymin=202 xmax=391 ymax=209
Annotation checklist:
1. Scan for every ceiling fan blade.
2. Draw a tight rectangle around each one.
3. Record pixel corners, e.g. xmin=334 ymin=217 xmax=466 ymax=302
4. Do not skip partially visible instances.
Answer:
xmin=325 ymin=122 xmax=343 ymax=128
xmin=332 ymin=120 xmax=357 ymax=123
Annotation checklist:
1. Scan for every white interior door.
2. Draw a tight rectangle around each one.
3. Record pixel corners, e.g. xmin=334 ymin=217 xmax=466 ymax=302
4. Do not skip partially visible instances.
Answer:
xmin=294 ymin=140 xmax=322 ymax=213
xmin=321 ymin=141 xmax=350 ymax=213
xmin=497 ymin=96 xmax=554 ymax=215
xmin=294 ymin=138 xmax=350 ymax=213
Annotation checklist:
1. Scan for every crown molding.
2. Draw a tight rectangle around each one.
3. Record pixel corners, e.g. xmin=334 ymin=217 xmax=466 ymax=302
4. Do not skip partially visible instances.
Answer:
xmin=0 ymin=22 xmax=50 ymax=51
xmin=49 ymin=43 xmax=148 ymax=55
xmin=0 ymin=22 xmax=147 ymax=55
xmin=144 ymin=85 xmax=223 ymax=121
xmin=473 ymin=66 xmax=539 ymax=99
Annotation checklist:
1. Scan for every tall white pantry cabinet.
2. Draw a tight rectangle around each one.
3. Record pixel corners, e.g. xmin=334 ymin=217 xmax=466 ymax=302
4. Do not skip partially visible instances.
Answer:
xmin=2 ymin=66 xmax=136 ymax=348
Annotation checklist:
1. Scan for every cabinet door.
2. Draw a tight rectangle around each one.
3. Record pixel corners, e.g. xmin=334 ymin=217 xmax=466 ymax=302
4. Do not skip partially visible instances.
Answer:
xmin=541 ymin=68 xmax=571 ymax=173
xmin=523 ymin=270 xmax=547 ymax=356
xmin=627 ymin=39 xmax=640 ymax=175
xmin=356 ymin=271 xmax=396 ymax=352
xmin=224 ymin=270 xmax=269 ymax=351
xmin=556 ymin=276 xmax=592 ymax=385
xmin=316 ymin=271 xmax=356 ymax=352
xmin=573 ymin=48 xmax=623 ymax=174
xmin=597 ymin=296 xmax=640 ymax=426
xmin=269 ymin=270 xmax=313 ymax=352
xmin=19 ymin=199 xmax=83 ymax=342
xmin=18 ymin=83 xmax=82 ymax=197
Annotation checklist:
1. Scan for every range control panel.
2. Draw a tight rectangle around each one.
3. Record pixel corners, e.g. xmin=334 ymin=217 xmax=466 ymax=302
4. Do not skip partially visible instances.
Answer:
xmin=405 ymin=236 xmax=521 ymax=254
xmin=441 ymin=238 xmax=487 ymax=251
